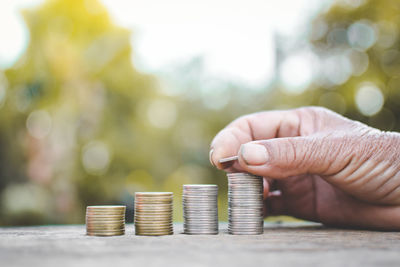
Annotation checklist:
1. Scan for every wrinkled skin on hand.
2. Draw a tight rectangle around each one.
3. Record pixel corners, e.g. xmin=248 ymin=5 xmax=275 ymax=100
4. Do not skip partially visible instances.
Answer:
xmin=210 ymin=107 xmax=400 ymax=230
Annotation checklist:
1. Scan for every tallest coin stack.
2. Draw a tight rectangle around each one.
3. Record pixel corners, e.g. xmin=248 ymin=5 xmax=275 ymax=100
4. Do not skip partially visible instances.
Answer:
xmin=227 ymin=173 xmax=264 ymax=235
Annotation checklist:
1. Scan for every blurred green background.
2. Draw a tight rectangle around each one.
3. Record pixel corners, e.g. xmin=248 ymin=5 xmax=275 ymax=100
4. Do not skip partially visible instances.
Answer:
xmin=0 ymin=0 xmax=399 ymax=225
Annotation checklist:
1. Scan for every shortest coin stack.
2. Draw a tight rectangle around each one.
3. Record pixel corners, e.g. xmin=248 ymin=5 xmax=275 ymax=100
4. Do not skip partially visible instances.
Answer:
xmin=183 ymin=184 xmax=218 ymax=235
xmin=86 ymin=205 xmax=126 ymax=236
xmin=134 ymin=192 xmax=173 ymax=236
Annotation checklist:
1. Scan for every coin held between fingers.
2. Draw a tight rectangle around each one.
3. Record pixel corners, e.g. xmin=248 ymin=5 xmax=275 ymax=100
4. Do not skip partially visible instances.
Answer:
xmin=218 ymin=155 xmax=239 ymax=164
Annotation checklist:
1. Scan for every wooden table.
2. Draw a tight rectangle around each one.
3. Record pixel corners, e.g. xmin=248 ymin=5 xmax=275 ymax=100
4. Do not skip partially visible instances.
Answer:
xmin=1 ymin=223 xmax=399 ymax=267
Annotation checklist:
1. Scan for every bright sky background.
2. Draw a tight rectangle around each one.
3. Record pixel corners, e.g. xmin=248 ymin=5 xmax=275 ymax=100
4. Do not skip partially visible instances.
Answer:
xmin=0 ymin=0 xmax=332 ymax=87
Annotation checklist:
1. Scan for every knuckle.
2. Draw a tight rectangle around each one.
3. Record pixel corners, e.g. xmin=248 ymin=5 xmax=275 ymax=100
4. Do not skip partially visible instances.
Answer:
xmin=279 ymin=112 xmax=301 ymax=137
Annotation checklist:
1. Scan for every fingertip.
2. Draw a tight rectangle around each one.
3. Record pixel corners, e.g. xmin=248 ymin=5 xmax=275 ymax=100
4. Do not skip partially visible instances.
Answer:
xmin=210 ymin=147 xmax=231 ymax=170
xmin=209 ymin=148 xmax=215 ymax=167
xmin=209 ymin=128 xmax=246 ymax=169
xmin=240 ymin=142 xmax=269 ymax=166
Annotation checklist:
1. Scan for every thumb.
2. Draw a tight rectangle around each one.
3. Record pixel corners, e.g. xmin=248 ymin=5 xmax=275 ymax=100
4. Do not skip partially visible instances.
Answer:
xmin=237 ymin=135 xmax=346 ymax=179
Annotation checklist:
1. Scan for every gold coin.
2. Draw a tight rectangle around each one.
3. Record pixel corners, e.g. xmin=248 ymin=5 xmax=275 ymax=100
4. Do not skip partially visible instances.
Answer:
xmin=87 ymin=226 xmax=125 ymax=231
xmin=135 ymin=196 xmax=172 ymax=199
xmin=135 ymin=201 xmax=172 ymax=205
xmin=135 ymin=203 xmax=173 ymax=209
xmin=135 ymin=192 xmax=173 ymax=197
xmin=134 ymin=218 xmax=172 ymax=224
xmin=87 ymin=228 xmax=125 ymax=232
xmin=135 ymin=216 xmax=171 ymax=219
xmin=135 ymin=229 xmax=173 ymax=233
xmin=87 ymin=206 xmax=126 ymax=210
xmin=135 ymin=216 xmax=171 ymax=220
xmin=135 ymin=208 xmax=172 ymax=212
xmin=135 ymin=231 xmax=173 ymax=236
xmin=86 ymin=219 xmax=125 ymax=223
xmin=86 ymin=214 xmax=125 ymax=218
xmin=86 ymin=222 xmax=125 ymax=225
xmin=86 ymin=210 xmax=125 ymax=213
xmin=135 ymin=210 xmax=172 ymax=214
xmin=86 ymin=211 xmax=125 ymax=216
xmin=135 ymin=227 xmax=173 ymax=232
xmin=134 ymin=219 xmax=172 ymax=223
xmin=87 ymin=231 xmax=125 ymax=236
xmin=134 ymin=223 xmax=172 ymax=228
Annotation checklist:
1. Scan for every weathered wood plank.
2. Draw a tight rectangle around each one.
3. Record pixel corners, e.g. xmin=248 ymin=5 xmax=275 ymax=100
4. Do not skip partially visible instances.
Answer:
xmin=0 ymin=223 xmax=399 ymax=267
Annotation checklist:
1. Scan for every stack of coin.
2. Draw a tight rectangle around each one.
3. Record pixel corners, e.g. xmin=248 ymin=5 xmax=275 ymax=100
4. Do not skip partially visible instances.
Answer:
xmin=227 ymin=173 xmax=264 ymax=235
xmin=182 ymin=184 xmax=218 ymax=235
xmin=134 ymin=192 xmax=173 ymax=236
xmin=86 ymin=205 xmax=126 ymax=236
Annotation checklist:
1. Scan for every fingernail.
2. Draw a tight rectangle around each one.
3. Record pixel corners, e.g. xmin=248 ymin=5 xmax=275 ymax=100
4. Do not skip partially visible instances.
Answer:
xmin=209 ymin=149 xmax=215 ymax=167
xmin=240 ymin=143 xmax=268 ymax=165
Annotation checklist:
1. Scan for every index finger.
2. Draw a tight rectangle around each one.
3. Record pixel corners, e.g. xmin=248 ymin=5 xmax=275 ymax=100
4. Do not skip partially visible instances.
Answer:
xmin=209 ymin=109 xmax=301 ymax=170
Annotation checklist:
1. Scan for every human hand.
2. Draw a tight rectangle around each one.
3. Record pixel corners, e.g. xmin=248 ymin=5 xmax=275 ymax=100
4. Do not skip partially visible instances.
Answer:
xmin=210 ymin=107 xmax=400 ymax=230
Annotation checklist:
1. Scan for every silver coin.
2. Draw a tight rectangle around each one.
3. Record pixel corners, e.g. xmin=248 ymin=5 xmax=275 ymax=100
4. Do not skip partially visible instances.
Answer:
xmin=183 ymin=214 xmax=218 ymax=218
xmin=228 ymin=221 xmax=264 ymax=226
xmin=228 ymin=231 xmax=263 ymax=235
xmin=183 ymin=217 xmax=218 ymax=221
xmin=183 ymin=199 xmax=217 ymax=203
xmin=183 ymin=206 xmax=217 ymax=209
xmin=184 ymin=225 xmax=218 ymax=229
xmin=183 ymin=208 xmax=218 ymax=211
xmin=184 ymin=220 xmax=218 ymax=223
xmin=184 ymin=232 xmax=218 ymax=235
xmin=87 ymin=205 xmax=126 ymax=210
xmin=184 ymin=226 xmax=218 ymax=230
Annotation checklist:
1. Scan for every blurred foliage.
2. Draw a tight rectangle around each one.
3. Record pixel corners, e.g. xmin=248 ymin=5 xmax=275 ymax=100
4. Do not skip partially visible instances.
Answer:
xmin=266 ymin=0 xmax=400 ymax=132
xmin=0 ymin=0 xmax=228 ymax=225
xmin=306 ymin=0 xmax=400 ymax=130
xmin=0 ymin=0 xmax=400 ymax=225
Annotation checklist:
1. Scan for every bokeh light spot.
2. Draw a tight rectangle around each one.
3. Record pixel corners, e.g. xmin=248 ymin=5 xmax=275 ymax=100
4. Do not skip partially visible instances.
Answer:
xmin=280 ymin=53 xmax=313 ymax=94
xmin=26 ymin=110 xmax=52 ymax=139
xmin=323 ymin=55 xmax=352 ymax=85
xmin=147 ymin=99 xmax=177 ymax=129
xmin=2 ymin=183 xmax=50 ymax=215
xmin=82 ymin=141 xmax=111 ymax=175
xmin=355 ymin=83 xmax=384 ymax=116
xmin=347 ymin=20 xmax=377 ymax=51
xmin=348 ymin=49 xmax=369 ymax=76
